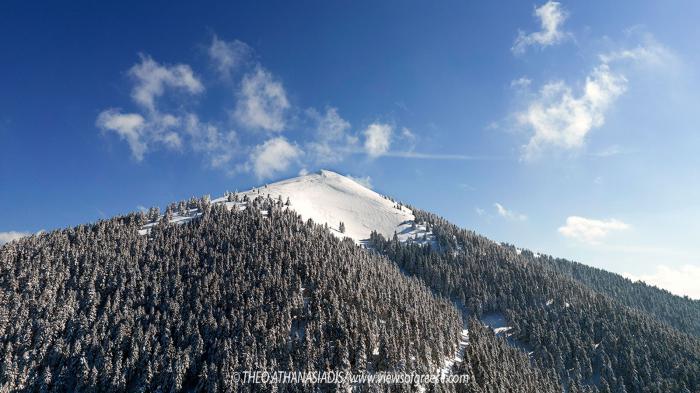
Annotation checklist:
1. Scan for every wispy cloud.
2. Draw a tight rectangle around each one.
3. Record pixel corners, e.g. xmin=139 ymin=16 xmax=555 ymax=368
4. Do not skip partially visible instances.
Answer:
xmin=599 ymin=40 xmax=675 ymax=67
xmin=99 ymin=36 xmax=479 ymax=176
xmin=96 ymin=110 xmax=148 ymax=160
xmin=512 ymin=1 xmax=569 ymax=55
xmin=494 ymin=203 xmax=527 ymax=221
xmin=514 ymin=34 xmax=675 ymax=160
xmin=208 ymin=35 xmax=251 ymax=79
xmin=558 ymin=216 xmax=629 ymax=244
xmin=511 ymin=77 xmax=532 ymax=89
xmin=363 ymin=123 xmax=393 ymax=157
xmin=590 ymin=145 xmax=623 ymax=157
xmin=306 ymin=107 xmax=357 ymax=164
xmin=336 ymin=146 xmax=503 ymax=161
xmin=587 ymin=145 xmax=642 ymax=158
xmin=129 ymin=54 xmax=203 ymax=112
xmin=184 ymin=114 xmax=239 ymax=169
xmin=381 ymin=151 xmax=501 ymax=160
xmin=98 ymin=55 xmax=242 ymax=169
xmin=518 ymin=64 xmax=627 ymax=160
xmin=623 ymin=265 xmax=700 ymax=299
xmin=97 ymin=55 xmax=207 ymax=161
xmin=234 ymin=67 xmax=290 ymax=132
xmin=248 ymin=137 xmax=302 ymax=179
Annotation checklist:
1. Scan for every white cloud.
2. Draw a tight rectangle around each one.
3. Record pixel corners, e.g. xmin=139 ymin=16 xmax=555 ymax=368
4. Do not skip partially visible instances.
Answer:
xmin=494 ymin=203 xmax=527 ymax=221
xmin=129 ymin=54 xmax=203 ymax=112
xmin=623 ymin=265 xmax=700 ymax=299
xmin=97 ymin=109 xmax=185 ymax=160
xmin=98 ymin=54 xmax=245 ymax=169
xmin=475 ymin=207 xmax=486 ymax=216
xmin=235 ymin=67 xmax=289 ymax=132
xmin=363 ymin=123 xmax=392 ymax=157
xmin=314 ymin=107 xmax=351 ymax=142
xmin=184 ymin=114 xmax=239 ymax=169
xmin=514 ymin=36 xmax=675 ymax=160
xmin=512 ymin=1 xmax=569 ymax=54
xmin=307 ymin=107 xmax=356 ymax=163
xmin=511 ymin=77 xmax=532 ymax=89
xmin=339 ymin=126 xmax=430 ymax=160
xmin=208 ymin=36 xmax=251 ymax=78
xmin=96 ymin=110 xmax=147 ymax=160
xmin=518 ymin=64 xmax=627 ymax=159
xmin=599 ymin=41 xmax=674 ymax=67
xmin=97 ymin=55 xmax=211 ymax=161
xmin=249 ymin=137 xmax=302 ymax=179
xmin=0 ymin=231 xmax=31 ymax=245
xmin=558 ymin=216 xmax=629 ymax=244
xmin=100 ymin=41 xmax=457 ymax=173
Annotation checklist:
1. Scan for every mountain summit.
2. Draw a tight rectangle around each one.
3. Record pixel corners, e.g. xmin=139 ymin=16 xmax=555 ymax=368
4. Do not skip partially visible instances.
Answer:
xmin=216 ymin=170 xmax=418 ymax=242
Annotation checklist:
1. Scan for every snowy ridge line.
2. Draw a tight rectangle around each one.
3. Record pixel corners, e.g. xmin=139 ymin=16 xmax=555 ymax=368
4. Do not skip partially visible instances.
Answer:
xmin=138 ymin=170 xmax=436 ymax=245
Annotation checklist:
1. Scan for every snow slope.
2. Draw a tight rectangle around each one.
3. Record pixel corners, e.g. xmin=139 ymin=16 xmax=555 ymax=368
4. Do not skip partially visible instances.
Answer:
xmin=224 ymin=170 xmax=417 ymax=242
xmin=137 ymin=169 xmax=437 ymax=245
xmin=140 ymin=170 xmax=431 ymax=244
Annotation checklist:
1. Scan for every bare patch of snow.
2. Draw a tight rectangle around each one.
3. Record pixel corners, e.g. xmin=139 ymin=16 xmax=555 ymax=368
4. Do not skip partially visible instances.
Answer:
xmin=493 ymin=326 xmax=513 ymax=335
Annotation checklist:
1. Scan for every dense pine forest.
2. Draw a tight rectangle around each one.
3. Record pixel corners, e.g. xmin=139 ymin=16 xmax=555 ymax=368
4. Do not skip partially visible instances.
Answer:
xmin=2 ymin=194 xmax=699 ymax=392
xmin=529 ymin=252 xmax=700 ymax=337
xmin=0 ymin=197 xmax=465 ymax=392
xmin=368 ymin=207 xmax=700 ymax=393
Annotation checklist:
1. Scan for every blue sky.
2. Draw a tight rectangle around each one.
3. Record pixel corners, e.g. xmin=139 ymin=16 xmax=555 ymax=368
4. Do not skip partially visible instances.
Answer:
xmin=1 ymin=1 xmax=699 ymax=297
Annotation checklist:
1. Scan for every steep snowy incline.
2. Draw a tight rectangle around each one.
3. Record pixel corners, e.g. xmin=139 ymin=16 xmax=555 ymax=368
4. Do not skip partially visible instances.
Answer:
xmin=223 ymin=170 xmax=416 ymax=242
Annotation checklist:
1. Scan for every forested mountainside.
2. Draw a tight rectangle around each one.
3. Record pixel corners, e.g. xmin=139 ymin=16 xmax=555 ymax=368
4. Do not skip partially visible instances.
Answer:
xmin=457 ymin=319 xmax=561 ymax=393
xmin=0 ymin=192 xmax=600 ymax=393
xmin=521 ymin=252 xmax=700 ymax=337
xmin=367 ymin=208 xmax=700 ymax=393
xmin=0 ymin=197 xmax=467 ymax=392
xmin=2 ymin=172 xmax=699 ymax=392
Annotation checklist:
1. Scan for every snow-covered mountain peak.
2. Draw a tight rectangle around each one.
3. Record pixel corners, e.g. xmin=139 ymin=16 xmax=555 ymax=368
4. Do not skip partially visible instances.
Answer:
xmin=236 ymin=170 xmax=417 ymax=242
xmin=142 ymin=170 xmax=434 ymax=244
